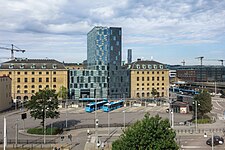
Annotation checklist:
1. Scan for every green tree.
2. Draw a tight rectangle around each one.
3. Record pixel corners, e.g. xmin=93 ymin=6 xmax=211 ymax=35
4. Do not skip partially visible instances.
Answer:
xmin=26 ymin=88 xmax=60 ymax=129
xmin=58 ymin=86 xmax=68 ymax=100
xmin=112 ymin=114 xmax=179 ymax=150
xmin=151 ymin=88 xmax=158 ymax=98
xmin=194 ymin=90 xmax=212 ymax=117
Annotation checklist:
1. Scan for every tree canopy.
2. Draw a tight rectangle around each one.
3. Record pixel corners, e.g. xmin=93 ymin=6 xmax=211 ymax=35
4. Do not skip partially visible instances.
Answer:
xmin=112 ymin=113 xmax=178 ymax=150
xmin=26 ymin=88 xmax=60 ymax=127
xmin=151 ymin=88 xmax=158 ymax=98
xmin=58 ymin=86 xmax=68 ymax=100
xmin=194 ymin=90 xmax=212 ymax=117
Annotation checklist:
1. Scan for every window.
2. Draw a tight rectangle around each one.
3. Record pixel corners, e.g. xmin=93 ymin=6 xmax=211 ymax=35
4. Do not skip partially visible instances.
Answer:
xmin=157 ymin=71 xmax=159 ymax=74
xmin=162 ymin=83 xmax=164 ymax=86
xmin=162 ymin=87 xmax=164 ymax=90
xmin=9 ymin=72 xmax=11 ymax=75
xmin=137 ymin=77 xmax=139 ymax=81
xmin=162 ymin=77 xmax=164 ymax=81
xmin=157 ymin=77 xmax=159 ymax=81
xmin=39 ymin=85 xmax=42 ymax=88
xmin=152 ymin=83 xmax=154 ymax=86
xmin=147 ymin=83 xmax=149 ymax=86
xmin=24 ymin=72 xmax=27 ymax=75
xmin=152 ymin=77 xmax=154 ymax=81
xmin=53 ymin=72 xmax=56 ymax=75
xmin=142 ymin=77 xmax=144 ymax=81
xmin=42 ymin=64 xmax=46 ymax=69
xmin=136 ymin=65 xmax=140 ymax=69
xmin=39 ymin=72 xmax=42 ymax=75
xmin=52 ymin=64 xmax=57 ymax=69
xmin=137 ymin=88 xmax=139 ymax=91
xmin=9 ymin=64 xmax=14 ymax=69
xmin=137 ymin=71 xmax=139 ymax=74
xmin=137 ymin=83 xmax=139 ymax=86
xmin=46 ymin=78 xmax=49 ymax=82
xmin=24 ymin=90 xmax=28 ymax=94
xmin=162 ymin=71 xmax=164 ymax=74
xmin=142 ymin=71 xmax=144 ymax=74
xmin=31 ymin=90 xmax=35 ymax=93
xmin=31 ymin=64 xmax=36 ymax=69
xmin=32 ymin=78 xmax=35 ymax=82
xmin=32 ymin=72 xmax=35 ymax=75
xmin=53 ymin=77 xmax=56 ymax=82
xmin=53 ymin=85 xmax=56 ymax=88
xmin=157 ymin=83 xmax=159 ymax=86
xmin=147 ymin=71 xmax=149 ymax=74
xmin=39 ymin=78 xmax=42 ymax=82
xmin=31 ymin=85 xmax=35 ymax=88
xmin=142 ymin=83 xmax=144 ymax=86
xmin=152 ymin=71 xmax=154 ymax=74
xmin=17 ymin=78 xmax=20 ymax=83
xmin=46 ymin=72 xmax=49 ymax=75
xmin=147 ymin=77 xmax=149 ymax=81
xmin=46 ymin=85 xmax=49 ymax=88
xmin=17 ymin=72 xmax=20 ymax=75
xmin=17 ymin=85 xmax=20 ymax=88
xmin=24 ymin=78 xmax=28 ymax=82
xmin=24 ymin=85 xmax=28 ymax=88
xmin=20 ymin=64 xmax=24 ymax=69
xmin=17 ymin=90 xmax=20 ymax=93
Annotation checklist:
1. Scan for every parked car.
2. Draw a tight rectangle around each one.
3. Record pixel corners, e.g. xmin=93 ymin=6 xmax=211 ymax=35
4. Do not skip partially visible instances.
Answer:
xmin=206 ymin=136 xmax=224 ymax=146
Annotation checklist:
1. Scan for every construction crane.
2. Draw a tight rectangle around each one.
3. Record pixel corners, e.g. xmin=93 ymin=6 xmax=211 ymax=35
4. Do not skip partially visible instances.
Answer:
xmin=181 ymin=60 xmax=185 ymax=66
xmin=195 ymin=56 xmax=204 ymax=66
xmin=204 ymin=59 xmax=225 ymax=66
xmin=0 ymin=44 xmax=25 ymax=59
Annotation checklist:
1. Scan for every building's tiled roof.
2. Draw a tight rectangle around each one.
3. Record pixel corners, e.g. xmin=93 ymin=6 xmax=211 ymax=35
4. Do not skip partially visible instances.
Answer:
xmin=0 ymin=58 xmax=66 ymax=69
xmin=126 ymin=59 xmax=166 ymax=70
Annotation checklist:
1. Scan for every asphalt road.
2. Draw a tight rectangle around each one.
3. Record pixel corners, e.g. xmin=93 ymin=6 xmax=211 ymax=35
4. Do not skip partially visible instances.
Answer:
xmin=0 ymin=96 xmax=225 ymax=150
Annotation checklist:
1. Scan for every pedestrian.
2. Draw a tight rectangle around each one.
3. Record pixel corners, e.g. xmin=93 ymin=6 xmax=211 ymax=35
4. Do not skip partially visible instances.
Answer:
xmin=101 ymin=142 xmax=105 ymax=150
xmin=87 ymin=129 xmax=90 ymax=136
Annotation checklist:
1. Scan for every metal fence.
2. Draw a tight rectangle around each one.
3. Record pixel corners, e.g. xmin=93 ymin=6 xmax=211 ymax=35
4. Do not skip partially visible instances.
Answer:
xmin=0 ymin=139 xmax=56 ymax=144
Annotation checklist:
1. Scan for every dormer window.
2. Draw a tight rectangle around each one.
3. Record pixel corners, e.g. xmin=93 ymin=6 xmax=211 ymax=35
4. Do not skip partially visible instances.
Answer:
xmin=9 ymin=64 xmax=14 ymax=69
xmin=20 ymin=64 xmax=24 ymax=69
xmin=128 ymin=65 xmax=131 ymax=69
xmin=31 ymin=64 xmax=36 ymax=69
xmin=153 ymin=65 xmax=157 ymax=69
xmin=160 ymin=65 xmax=163 ymax=69
xmin=42 ymin=64 xmax=46 ymax=69
xmin=52 ymin=64 xmax=57 ymax=69
xmin=148 ymin=65 xmax=152 ymax=69
xmin=142 ymin=65 xmax=146 ymax=69
xmin=136 ymin=64 xmax=140 ymax=69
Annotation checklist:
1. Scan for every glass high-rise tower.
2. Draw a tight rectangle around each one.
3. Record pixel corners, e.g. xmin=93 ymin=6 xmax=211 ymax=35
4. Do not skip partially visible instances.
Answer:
xmin=87 ymin=26 xmax=121 ymax=68
xmin=87 ymin=26 xmax=129 ymax=98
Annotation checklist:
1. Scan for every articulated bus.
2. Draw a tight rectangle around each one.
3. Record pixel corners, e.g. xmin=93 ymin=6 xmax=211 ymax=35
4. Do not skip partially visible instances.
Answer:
xmin=103 ymin=100 xmax=124 ymax=112
xmin=85 ymin=100 xmax=108 ymax=112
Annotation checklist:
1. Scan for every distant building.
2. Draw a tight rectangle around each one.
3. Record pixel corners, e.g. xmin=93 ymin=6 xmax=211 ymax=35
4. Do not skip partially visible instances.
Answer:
xmin=170 ymin=65 xmax=225 ymax=82
xmin=127 ymin=59 xmax=169 ymax=98
xmin=0 ymin=75 xmax=12 ymax=111
xmin=127 ymin=49 xmax=132 ymax=64
xmin=0 ymin=58 xmax=68 ymax=101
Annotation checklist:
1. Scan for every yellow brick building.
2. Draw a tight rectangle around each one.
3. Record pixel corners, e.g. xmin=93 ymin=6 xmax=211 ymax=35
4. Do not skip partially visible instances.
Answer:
xmin=0 ymin=76 xmax=12 ymax=111
xmin=0 ymin=59 xmax=68 ymax=101
xmin=129 ymin=59 xmax=169 ymax=98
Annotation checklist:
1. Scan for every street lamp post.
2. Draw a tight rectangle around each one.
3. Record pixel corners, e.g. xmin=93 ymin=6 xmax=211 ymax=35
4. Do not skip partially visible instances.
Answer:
xmin=123 ymin=110 xmax=126 ymax=128
xmin=66 ymin=99 xmax=68 ymax=128
xmin=108 ymin=111 xmax=110 ymax=135
xmin=193 ymin=101 xmax=200 ymax=132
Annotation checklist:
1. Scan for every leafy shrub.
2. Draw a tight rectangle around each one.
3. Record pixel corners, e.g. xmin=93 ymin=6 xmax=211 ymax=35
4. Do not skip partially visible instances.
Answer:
xmin=27 ymin=127 xmax=62 ymax=135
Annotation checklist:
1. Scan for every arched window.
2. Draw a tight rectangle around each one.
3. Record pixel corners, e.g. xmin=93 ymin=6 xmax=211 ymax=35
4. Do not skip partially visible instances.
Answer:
xmin=142 ymin=92 xmax=145 ymax=97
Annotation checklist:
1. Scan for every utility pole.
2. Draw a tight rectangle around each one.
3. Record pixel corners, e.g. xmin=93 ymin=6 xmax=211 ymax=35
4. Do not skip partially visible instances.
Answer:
xmin=4 ymin=116 xmax=7 ymax=150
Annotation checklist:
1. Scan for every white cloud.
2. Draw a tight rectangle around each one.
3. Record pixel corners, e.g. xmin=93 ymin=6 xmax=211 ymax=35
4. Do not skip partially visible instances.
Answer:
xmin=0 ymin=0 xmax=225 ymax=64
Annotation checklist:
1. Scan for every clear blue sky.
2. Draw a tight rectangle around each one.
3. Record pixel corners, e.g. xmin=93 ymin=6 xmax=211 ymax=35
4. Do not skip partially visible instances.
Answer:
xmin=0 ymin=0 xmax=225 ymax=65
